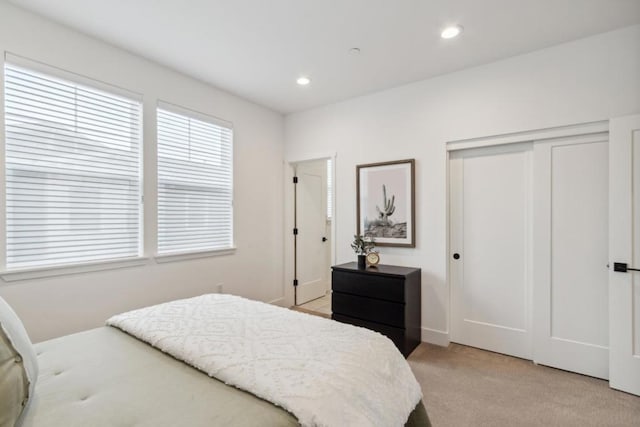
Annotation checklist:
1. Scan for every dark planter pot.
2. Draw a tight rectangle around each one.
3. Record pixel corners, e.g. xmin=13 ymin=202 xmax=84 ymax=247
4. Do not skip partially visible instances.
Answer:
xmin=357 ymin=254 xmax=366 ymax=269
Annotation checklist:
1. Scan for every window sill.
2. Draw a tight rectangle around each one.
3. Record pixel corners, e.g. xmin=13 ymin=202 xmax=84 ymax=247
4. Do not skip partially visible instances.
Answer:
xmin=1 ymin=257 xmax=150 ymax=283
xmin=0 ymin=248 xmax=237 ymax=282
xmin=154 ymin=247 xmax=236 ymax=264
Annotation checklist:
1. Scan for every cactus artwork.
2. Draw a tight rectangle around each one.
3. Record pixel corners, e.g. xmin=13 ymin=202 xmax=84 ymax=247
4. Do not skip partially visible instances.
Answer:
xmin=375 ymin=185 xmax=396 ymax=225
xmin=363 ymin=182 xmax=406 ymax=238
xmin=358 ymin=159 xmax=414 ymax=245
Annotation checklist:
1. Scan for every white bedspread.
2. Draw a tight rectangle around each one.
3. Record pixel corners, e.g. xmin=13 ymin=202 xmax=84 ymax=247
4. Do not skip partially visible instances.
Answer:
xmin=107 ymin=294 xmax=422 ymax=427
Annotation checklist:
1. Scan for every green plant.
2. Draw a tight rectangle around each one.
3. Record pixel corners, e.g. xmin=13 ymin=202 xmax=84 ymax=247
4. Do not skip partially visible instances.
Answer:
xmin=351 ymin=234 xmax=375 ymax=255
xmin=375 ymin=185 xmax=396 ymax=225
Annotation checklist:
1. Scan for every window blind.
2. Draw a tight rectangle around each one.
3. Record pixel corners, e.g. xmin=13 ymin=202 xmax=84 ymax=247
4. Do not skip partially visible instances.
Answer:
xmin=4 ymin=62 xmax=142 ymax=269
xmin=157 ymin=105 xmax=233 ymax=255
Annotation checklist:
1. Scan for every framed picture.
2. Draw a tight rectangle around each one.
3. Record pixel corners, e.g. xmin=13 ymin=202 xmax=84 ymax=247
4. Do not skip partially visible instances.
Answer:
xmin=357 ymin=159 xmax=415 ymax=247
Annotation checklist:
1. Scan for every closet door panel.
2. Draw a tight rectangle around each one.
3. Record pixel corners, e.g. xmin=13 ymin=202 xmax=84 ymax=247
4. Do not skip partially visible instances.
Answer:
xmin=450 ymin=143 xmax=532 ymax=360
xmin=533 ymin=134 xmax=609 ymax=379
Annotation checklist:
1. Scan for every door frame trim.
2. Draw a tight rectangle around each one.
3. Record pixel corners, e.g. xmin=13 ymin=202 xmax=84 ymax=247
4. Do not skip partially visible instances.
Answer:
xmin=283 ymin=153 xmax=337 ymax=308
xmin=447 ymin=120 xmax=608 ymax=152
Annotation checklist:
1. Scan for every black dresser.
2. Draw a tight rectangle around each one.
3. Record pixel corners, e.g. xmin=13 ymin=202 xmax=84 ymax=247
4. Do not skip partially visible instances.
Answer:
xmin=331 ymin=262 xmax=421 ymax=357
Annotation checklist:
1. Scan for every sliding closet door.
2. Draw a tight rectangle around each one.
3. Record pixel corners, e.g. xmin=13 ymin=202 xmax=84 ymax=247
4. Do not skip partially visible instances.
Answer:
xmin=532 ymin=134 xmax=609 ymax=379
xmin=450 ymin=143 xmax=533 ymax=359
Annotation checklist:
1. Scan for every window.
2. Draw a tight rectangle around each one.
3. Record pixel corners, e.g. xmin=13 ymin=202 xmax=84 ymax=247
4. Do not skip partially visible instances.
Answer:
xmin=4 ymin=61 xmax=142 ymax=269
xmin=156 ymin=104 xmax=233 ymax=255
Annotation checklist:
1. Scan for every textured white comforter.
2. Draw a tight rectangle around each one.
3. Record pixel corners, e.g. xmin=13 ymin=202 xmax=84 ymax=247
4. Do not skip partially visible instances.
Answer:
xmin=107 ymin=294 xmax=422 ymax=427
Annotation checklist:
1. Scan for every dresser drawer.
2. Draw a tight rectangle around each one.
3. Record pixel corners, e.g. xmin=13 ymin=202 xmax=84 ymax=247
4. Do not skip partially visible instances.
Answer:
xmin=332 ymin=314 xmax=408 ymax=356
xmin=332 ymin=292 xmax=405 ymax=328
xmin=331 ymin=270 xmax=405 ymax=302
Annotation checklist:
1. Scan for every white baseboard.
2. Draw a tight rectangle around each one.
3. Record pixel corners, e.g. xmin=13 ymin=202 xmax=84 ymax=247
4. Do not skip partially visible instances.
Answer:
xmin=421 ymin=327 xmax=449 ymax=347
xmin=268 ymin=297 xmax=286 ymax=307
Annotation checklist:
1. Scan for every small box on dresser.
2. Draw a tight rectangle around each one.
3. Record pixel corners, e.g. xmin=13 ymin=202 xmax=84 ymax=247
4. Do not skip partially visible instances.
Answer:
xmin=331 ymin=262 xmax=421 ymax=358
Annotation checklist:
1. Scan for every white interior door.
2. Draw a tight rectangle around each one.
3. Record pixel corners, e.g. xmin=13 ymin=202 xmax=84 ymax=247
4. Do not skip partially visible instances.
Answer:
xmin=609 ymin=114 xmax=640 ymax=395
xmin=296 ymin=160 xmax=329 ymax=305
xmin=450 ymin=143 xmax=533 ymax=359
xmin=533 ymin=133 xmax=609 ymax=379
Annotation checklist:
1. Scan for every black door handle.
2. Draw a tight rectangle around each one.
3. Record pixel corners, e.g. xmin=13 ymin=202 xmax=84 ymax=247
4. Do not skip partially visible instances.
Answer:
xmin=614 ymin=262 xmax=640 ymax=273
xmin=453 ymin=253 xmax=460 ymax=260
xmin=322 ymin=237 xmax=327 ymax=242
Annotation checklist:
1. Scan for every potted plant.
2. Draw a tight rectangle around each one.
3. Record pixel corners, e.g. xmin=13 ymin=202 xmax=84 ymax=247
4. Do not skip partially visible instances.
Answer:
xmin=351 ymin=234 xmax=375 ymax=269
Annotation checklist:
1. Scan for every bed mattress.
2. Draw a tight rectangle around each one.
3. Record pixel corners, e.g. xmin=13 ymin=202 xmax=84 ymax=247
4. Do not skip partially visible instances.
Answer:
xmin=22 ymin=326 xmax=298 ymax=426
xmin=21 ymin=326 xmax=430 ymax=426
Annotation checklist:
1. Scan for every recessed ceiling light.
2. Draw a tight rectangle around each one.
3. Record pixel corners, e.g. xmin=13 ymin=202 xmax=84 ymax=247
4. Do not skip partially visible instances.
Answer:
xmin=349 ymin=47 xmax=361 ymax=55
xmin=441 ymin=25 xmax=463 ymax=39
xmin=296 ymin=76 xmax=311 ymax=86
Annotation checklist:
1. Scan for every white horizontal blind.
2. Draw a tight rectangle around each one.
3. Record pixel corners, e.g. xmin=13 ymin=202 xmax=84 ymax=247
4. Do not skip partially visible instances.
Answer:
xmin=157 ymin=105 xmax=233 ymax=255
xmin=4 ymin=63 xmax=142 ymax=269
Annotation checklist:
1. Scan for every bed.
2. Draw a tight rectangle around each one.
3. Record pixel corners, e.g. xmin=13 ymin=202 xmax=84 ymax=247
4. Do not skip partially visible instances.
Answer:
xmin=2 ymin=294 xmax=431 ymax=427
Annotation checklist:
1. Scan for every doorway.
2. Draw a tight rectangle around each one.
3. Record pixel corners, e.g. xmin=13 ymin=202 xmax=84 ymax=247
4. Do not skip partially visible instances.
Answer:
xmin=292 ymin=158 xmax=333 ymax=310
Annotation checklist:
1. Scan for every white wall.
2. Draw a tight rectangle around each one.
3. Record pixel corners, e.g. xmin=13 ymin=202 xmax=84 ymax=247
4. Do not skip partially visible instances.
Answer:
xmin=0 ymin=3 xmax=285 ymax=342
xmin=284 ymin=25 xmax=640 ymax=345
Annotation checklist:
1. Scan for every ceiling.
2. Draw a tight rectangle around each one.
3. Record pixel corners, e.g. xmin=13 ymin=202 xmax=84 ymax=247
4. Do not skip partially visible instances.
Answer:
xmin=7 ymin=0 xmax=640 ymax=114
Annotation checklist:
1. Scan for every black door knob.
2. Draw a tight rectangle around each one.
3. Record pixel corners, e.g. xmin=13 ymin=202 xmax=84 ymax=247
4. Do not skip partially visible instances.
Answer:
xmin=322 ymin=237 xmax=327 ymax=242
xmin=453 ymin=253 xmax=460 ymax=260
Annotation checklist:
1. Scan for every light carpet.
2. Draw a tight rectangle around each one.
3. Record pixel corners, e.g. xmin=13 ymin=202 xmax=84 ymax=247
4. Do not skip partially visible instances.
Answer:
xmin=409 ymin=343 xmax=640 ymax=426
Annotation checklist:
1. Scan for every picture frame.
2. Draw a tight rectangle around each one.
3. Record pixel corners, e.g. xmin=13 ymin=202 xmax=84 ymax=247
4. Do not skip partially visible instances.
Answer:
xmin=356 ymin=159 xmax=415 ymax=247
